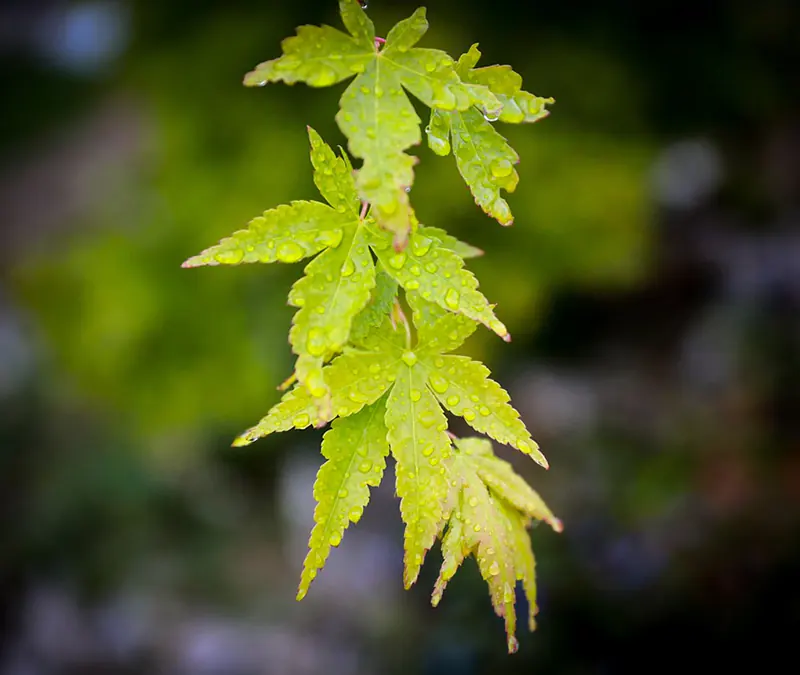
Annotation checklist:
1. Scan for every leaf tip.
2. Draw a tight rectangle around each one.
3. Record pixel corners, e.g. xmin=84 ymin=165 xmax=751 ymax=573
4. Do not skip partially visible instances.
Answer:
xmin=231 ymin=433 xmax=254 ymax=448
xmin=507 ymin=635 xmax=520 ymax=654
xmin=552 ymin=517 xmax=564 ymax=533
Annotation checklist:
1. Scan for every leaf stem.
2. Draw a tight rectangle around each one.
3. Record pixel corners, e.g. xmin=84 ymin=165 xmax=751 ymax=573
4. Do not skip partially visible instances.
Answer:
xmin=393 ymin=299 xmax=412 ymax=350
xmin=359 ymin=200 xmax=369 ymax=221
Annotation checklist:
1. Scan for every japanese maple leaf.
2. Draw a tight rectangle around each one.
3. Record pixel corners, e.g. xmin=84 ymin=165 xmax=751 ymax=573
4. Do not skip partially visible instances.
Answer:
xmin=183 ymin=129 xmax=506 ymax=418
xmin=243 ymin=0 xmax=500 ymax=244
xmin=426 ymin=44 xmax=554 ymax=225
xmin=433 ymin=437 xmax=562 ymax=653
xmin=231 ymin=298 xmax=546 ymax=592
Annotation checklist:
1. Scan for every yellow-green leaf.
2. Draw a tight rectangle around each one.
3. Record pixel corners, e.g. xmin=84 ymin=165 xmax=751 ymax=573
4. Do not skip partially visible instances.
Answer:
xmin=233 ymin=348 xmax=397 ymax=446
xmin=425 ymin=44 xmax=554 ymax=225
xmin=181 ymin=201 xmax=345 ymax=268
xmin=298 ymin=399 xmax=389 ymax=599
xmin=288 ymin=226 xmax=376 ymax=414
xmin=372 ymin=228 xmax=509 ymax=340
xmin=431 ymin=437 xmax=560 ymax=653
xmin=423 ymin=355 xmax=548 ymax=468
xmin=385 ymin=364 xmax=452 ymax=588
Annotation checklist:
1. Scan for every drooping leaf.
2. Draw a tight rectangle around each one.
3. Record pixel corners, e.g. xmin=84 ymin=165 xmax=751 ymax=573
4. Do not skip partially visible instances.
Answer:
xmin=426 ymin=44 xmax=553 ymax=225
xmin=459 ymin=437 xmax=562 ymax=530
xmin=431 ymin=437 xmax=560 ymax=653
xmin=298 ymin=398 xmax=390 ymax=599
xmin=244 ymin=0 xmax=500 ymax=241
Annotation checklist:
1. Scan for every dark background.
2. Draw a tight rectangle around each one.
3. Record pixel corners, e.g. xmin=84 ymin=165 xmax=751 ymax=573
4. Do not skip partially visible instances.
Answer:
xmin=1 ymin=0 xmax=799 ymax=673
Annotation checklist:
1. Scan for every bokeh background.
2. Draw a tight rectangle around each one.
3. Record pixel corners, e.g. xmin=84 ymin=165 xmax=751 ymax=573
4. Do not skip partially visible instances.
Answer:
xmin=1 ymin=0 xmax=799 ymax=673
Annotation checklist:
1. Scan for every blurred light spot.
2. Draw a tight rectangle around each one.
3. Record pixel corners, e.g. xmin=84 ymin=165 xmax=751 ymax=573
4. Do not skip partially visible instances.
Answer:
xmin=651 ymin=139 xmax=723 ymax=209
xmin=35 ymin=1 xmax=129 ymax=74
xmin=0 ymin=304 xmax=34 ymax=399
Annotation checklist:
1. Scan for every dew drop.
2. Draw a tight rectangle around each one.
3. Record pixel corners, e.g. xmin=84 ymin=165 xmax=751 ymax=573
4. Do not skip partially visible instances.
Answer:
xmin=425 ymin=61 xmax=436 ymax=73
xmin=329 ymin=532 xmax=342 ymax=547
xmin=409 ymin=265 xmax=421 ymax=276
xmin=424 ymin=262 xmax=438 ymax=274
xmin=306 ymin=328 xmax=327 ymax=356
xmin=422 ymin=444 xmax=435 ymax=457
xmin=401 ymin=351 xmax=418 ymax=367
xmin=388 ymin=252 xmax=406 ymax=269
xmin=491 ymin=159 xmax=513 ymax=178
xmin=293 ymin=413 xmax=311 ymax=427
xmin=434 ymin=358 xmax=444 ymax=368
xmin=446 ymin=395 xmax=460 ymax=407
xmin=276 ymin=241 xmax=305 ymax=263
xmin=463 ymin=408 xmax=476 ymax=422
xmin=410 ymin=389 xmax=422 ymax=402
xmin=318 ymin=228 xmax=344 ymax=248
xmin=479 ymin=406 xmax=491 ymax=416
xmin=405 ymin=280 xmax=420 ymax=290
xmin=517 ymin=440 xmax=531 ymax=454
xmin=444 ymin=288 xmax=460 ymax=309
xmin=419 ymin=410 xmax=437 ymax=428
xmin=341 ymin=258 xmax=356 ymax=277
xmin=215 ymin=249 xmax=244 ymax=264
xmin=411 ymin=237 xmax=432 ymax=257
xmin=468 ymin=496 xmax=478 ymax=507
xmin=428 ymin=373 xmax=449 ymax=394
xmin=369 ymin=363 xmax=381 ymax=374
xmin=338 ymin=488 xmax=349 ymax=498
xmin=489 ymin=561 xmax=500 ymax=576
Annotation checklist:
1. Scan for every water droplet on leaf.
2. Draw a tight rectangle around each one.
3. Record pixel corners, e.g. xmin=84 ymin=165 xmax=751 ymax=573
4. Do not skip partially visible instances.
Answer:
xmin=276 ymin=241 xmax=305 ymax=263
xmin=444 ymin=288 xmax=460 ymax=309
xmin=401 ymin=351 xmax=418 ymax=367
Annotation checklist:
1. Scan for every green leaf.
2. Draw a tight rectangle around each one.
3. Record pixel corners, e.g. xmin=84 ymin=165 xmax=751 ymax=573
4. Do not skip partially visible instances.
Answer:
xmin=423 ymin=355 xmax=548 ymax=468
xmin=350 ymin=270 xmax=398 ymax=345
xmin=232 ymin=348 xmax=398 ymax=446
xmin=187 ymin=128 xmax=385 ymax=413
xmin=245 ymin=0 xmax=493 ymax=240
xmin=298 ymin=399 xmax=389 ymax=599
xmin=386 ymin=363 xmax=452 ymax=587
xmin=371 ymin=227 xmax=509 ymax=340
xmin=288 ymin=226 xmax=376 ymax=409
xmin=420 ymin=226 xmax=484 ymax=259
xmin=181 ymin=201 xmax=345 ymax=268
xmin=425 ymin=44 xmax=553 ymax=225
xmin=408 ymin=293 xmax=477 ymax=356
xmin=431 ymin=437 xmax=561 ymax=653
xmin=456 ymin=438 xmax=562 ymax=531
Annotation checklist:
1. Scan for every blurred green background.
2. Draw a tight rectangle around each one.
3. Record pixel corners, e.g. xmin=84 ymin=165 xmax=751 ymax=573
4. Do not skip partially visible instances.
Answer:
xmin=1 ymin=0 xmax=798 ymax=673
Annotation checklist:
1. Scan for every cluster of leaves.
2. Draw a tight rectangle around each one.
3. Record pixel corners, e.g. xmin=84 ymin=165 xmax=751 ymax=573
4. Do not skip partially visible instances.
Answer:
xmin=184 ymin=0 xmax=559 ymax=652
